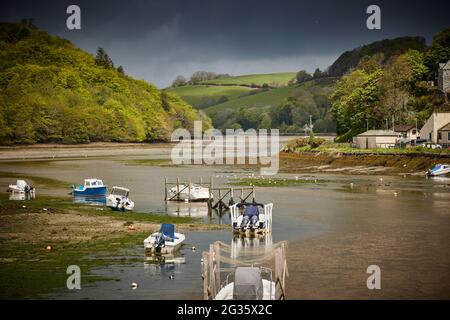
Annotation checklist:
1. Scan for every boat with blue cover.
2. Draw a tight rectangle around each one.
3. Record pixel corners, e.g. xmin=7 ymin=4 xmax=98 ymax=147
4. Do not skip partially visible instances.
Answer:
xmin=143 ymin=223 xmax=186 ymax=253
xmin=426 ymin=164 xmax=450 ymax=177
xmin=72 ymin=178 xmax=108 ymax=196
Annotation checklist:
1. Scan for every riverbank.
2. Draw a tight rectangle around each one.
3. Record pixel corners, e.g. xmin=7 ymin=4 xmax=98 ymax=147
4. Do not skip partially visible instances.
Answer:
xmin=0 ymin=194 xmax=224 ymax=299
xmin=279 ymin=150 xmax=450 ymax=175
xmin=0 ymin=142 xmax=174 ymax=161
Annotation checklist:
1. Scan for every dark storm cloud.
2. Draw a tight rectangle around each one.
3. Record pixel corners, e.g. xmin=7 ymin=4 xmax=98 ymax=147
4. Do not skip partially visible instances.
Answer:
xmin=1 ymin=0 xmax=449 ymax=87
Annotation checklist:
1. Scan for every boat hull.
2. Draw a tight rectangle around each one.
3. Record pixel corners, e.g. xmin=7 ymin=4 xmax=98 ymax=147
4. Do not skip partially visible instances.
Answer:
xmin=73 ymin=186 xmax=107 ymax=196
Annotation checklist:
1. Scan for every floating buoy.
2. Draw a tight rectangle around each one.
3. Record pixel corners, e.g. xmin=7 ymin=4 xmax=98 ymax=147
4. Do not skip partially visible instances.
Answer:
xmin=46 ymin=245 xmax=53 ymax=251
xmin=131 ymin=282 xmax=138 ymax=289
xmin=295 ymin=176 xmax=298 ymax=180
xmin=43 ymin=208 xmax=48 ymax=211
xmin=191 ymin=246 xmax=196 ymax=251
xmin=394 ymin=192 xmax=398 ymax=197
xmin=379 ymin=178 xmax=383 ymax=182
xmin=22 ymin=205 xmax=26 ymax=208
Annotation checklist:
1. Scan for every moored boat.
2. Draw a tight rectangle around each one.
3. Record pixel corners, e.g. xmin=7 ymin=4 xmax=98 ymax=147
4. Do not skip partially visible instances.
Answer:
xmin=106 ymin=186 xmax=134 ymax=211
xmin=426 ymin=164 xmax=450 ymax=177
xmin=143 ymin=224 xmax=185 ymax=253
xmin=7 ymin=180 xmax=35 ymax=194
xmin=72 ymin=178 xmax=107 ymax=196
xmin=202 ymin=241 xmax=288 ymax=300
xmin=230 ymin=202 xmax=273 ymax=234
xmin=167 ymin=184 xmax=210 ymax=201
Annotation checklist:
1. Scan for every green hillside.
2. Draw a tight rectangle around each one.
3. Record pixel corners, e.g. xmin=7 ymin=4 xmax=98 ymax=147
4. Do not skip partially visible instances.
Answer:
xmin=327 ymin=36 xmax=427 ymax=77
xmin=201 ymin=72 xmax=296 ymax=87
xmin=0 ymin=21 xmax=209 ymax=145
xmin=165 ymin=85 xmax=257 ymax=109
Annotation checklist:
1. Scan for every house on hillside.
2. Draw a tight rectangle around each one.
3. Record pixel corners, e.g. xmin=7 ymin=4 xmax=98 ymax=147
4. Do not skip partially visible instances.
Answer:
xmin=394 ymin=125 xmax=419 ymax=140
xmin=353 ymin=130 xmax=401 ymax=149
xmin=437 ymin=123 xmax=450 ymax=147
xmin=438 ymin=60 xmax=450 ymax=94
xmin=420 ymin=111 xmax=450 ymax=143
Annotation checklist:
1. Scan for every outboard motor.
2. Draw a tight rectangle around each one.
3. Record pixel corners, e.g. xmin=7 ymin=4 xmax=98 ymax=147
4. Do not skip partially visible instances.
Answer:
xmin=240 ymin=215 xmax=250 ymax=229
xmin=243 ymin=205 xmax=260 ymax=229
xmin=24 ymin=184 xmax=30 ymax=193
xmin=154 ymin=233 xmax=166 ymax=249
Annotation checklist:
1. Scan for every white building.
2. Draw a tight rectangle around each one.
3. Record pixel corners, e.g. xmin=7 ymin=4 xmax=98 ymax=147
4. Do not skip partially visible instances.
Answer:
xmin=353 ymin=130 xmax=401 ymax=149
xmin=394 ymin=125 xmax=419 ymax=140
xmin=420 ymin=111 xmax=450 ymax=143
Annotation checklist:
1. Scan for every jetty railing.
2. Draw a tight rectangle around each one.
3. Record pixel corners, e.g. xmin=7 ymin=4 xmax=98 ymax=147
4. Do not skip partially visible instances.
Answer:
xmin=164 ymin=177 xmax=256 ymax=213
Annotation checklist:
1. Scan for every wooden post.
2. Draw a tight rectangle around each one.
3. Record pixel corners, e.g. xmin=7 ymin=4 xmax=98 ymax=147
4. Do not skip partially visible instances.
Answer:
xmin=176 ymin=177 xmax=180 ymax=201
xmin=188 ymin=178 xmax=191 ymax=202
xmin=252 ymin=185 xmax=256 ymax=202
xmin=164 ymin=177 xmax=167 ymax=201
xmin=200 ymin=176 xmax=203 ymax=187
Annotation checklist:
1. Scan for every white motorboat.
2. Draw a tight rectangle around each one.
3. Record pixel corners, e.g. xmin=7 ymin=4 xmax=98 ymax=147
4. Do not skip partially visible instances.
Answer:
xmin=106 ymin=186 xmax=135 ymax=211
xmin=202 ymin=241 xmax=288 ymax=300
xmin=7 ymin=180 xmax=35 ymax=194
xmin=167 ymin=184 xmax=210 ymax=201
xmin=144 ymin=224 xmax=185 ymax=253
xmin=214 ymin=267 xmax=276 ymax=300
xmin=426 ymin=164 xmax=450 ymax=177
xmin=230 ymin=202 xmax=273 ymax=234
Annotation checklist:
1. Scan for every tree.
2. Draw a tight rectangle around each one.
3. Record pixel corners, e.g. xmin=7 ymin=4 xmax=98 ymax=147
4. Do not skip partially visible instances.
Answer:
xmin=95 ymin=47 xmax=114 ymax=69
xmin=172 ymin=75 xmax=187 ymax=87
xmin=296 ymin=70 xmax=312 ymax=84
xmin=424 ymin=28 xmax=450 ymax=80
xmin=313 ymin=68 xmax=323 ymax=78
xmin=117 ymin=65 xmax=125 ymax=75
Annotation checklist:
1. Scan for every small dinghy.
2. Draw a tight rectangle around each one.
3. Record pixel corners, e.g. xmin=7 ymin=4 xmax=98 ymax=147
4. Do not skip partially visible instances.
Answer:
xmin=144 ymin=224 xmax=185 ymax=253
xmin=7 ymin=180 xmax=35 ymax=194
xmin=106 ymin=186 xmax=134 ymax=211
xmin=230 ymin=202 xmax=273 ymax=234
xmin=72 ymin=178 xmax=107 ymax=196
xmin=167 ymin=184 xmax=210 ymax=201
xmin=426 ymin=164 xmax=450 ymax=177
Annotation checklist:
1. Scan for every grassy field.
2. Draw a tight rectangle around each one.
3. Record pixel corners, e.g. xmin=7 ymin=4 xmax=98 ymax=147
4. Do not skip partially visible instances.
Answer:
xmin=166 ymin=85 xmax=256 ymax=108
xmin=201 ymin=72 xmax=296 ymax=87
xmin=204 ymin=80 xmax=335 ymax=116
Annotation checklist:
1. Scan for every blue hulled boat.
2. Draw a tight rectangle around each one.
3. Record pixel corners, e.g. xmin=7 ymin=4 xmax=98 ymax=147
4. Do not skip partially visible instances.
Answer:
xmin=72 ymin=178 xmax=107 ymax=196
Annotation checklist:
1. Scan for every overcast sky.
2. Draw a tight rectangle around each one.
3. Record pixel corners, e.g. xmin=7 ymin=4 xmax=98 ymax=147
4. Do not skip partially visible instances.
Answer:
xmin=1 ymin=0 xmax=449 ymax=87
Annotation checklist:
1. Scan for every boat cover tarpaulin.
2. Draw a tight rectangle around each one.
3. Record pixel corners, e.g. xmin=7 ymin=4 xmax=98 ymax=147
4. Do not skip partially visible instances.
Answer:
xmin=244 ymin=205 xmax=259 ymax=217
xmin=160 ymin=223 xmax=175 ymax=239
xmin=233 ymin=267 xmax=263 ymax=300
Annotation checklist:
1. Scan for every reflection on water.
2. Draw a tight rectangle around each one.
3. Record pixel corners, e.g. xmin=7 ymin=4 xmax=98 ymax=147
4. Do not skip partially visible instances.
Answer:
xmin=9 ymin=192 xmax=35 ymax=201
xmin=230 ymin=233 xmax=273 ymax=259
xmin=165 ymin=202 xmax=231 ymax=224
xmin=73 ymin=195 xmax=106 ymax=206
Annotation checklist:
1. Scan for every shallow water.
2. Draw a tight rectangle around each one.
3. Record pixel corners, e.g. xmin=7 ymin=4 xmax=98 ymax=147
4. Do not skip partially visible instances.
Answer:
xmin=1 ymin=155 xmax=450 ymax=299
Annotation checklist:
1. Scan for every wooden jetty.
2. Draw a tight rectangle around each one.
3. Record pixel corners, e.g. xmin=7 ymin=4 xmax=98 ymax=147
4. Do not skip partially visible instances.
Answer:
xmin=164 ymin=177 xmax=256 ymax=212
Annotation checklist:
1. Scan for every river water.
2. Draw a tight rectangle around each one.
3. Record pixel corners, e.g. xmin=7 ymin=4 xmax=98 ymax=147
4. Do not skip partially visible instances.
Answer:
xmin=1 ymin=152 xmax=449 ymax=299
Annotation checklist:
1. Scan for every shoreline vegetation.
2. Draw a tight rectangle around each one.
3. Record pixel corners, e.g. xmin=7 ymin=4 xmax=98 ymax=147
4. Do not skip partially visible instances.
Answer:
xmin=279 ymin=137 xmax=450 ymax=175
